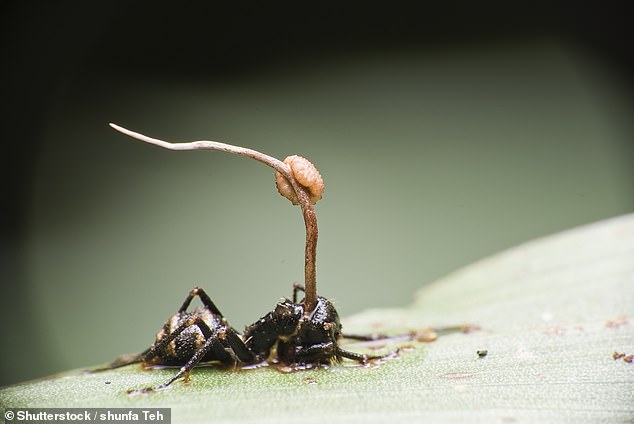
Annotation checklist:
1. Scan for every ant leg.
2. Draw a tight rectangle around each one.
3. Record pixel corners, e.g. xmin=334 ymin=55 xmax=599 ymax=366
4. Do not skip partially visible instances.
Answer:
xmin=146 ymin=321 xmax=256 ymax=378
xmin=343 ymin=324 xmax=474 ymax=343
xmin=178 ymin=287 xmax=224 ymax=316
xmin=292 ymin=341 xmax=336 ymax=363
xmin=336 ymin=347 xmax=395 ymax=363
xmin=223 ymin=328 xmax=257 ymax=363
xmin=136 ymin=327 xmax=256 ymax=393
xmin=91 ymin=313 xmax=216 ymax=373
xmin=153 ymin=307 xmax=255 ymax=363
xmin=134 ymin=329 xmax=225 ymax=393
xmin=342 ymin=333 xmax=390 ymax=341
xmin=292 ymin=283 xmax=305 ymax=303
xmin=140 ymin=315 xmax=217 ymax=364
xmin=290 ymin=342 xmax=393 ymax=364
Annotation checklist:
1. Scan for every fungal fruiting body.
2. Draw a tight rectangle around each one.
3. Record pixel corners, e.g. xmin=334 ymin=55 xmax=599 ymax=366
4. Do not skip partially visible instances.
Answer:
xmin=275 ymin=155 xmax=324 ymax=205
xmin=107 ymin=123 xmax=321 ymax=313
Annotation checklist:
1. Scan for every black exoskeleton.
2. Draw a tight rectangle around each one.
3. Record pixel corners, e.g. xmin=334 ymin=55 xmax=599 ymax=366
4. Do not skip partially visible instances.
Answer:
xmin=93 ymin=284 xmax=389 ymax=392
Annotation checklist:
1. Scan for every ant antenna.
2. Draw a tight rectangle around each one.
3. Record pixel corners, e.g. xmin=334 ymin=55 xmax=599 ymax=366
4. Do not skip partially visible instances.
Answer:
xmin=109 ymin=123 xmax=320 ymax=313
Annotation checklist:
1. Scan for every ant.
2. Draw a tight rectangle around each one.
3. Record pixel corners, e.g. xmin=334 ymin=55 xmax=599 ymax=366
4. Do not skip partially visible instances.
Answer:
xmin=91 ymin=284 xmax=392 ymax=392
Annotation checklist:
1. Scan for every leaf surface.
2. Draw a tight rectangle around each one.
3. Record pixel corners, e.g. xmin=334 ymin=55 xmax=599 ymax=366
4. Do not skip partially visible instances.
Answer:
xmin=2 ymin=214 xmax=633 ymax=423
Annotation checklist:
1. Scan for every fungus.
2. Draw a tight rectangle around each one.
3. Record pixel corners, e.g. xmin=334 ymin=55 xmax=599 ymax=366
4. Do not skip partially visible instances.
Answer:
xmin=275 ymin=155 xmax=324 ymax=205
xmin=108 ymin=123 xmax=321 ymax=313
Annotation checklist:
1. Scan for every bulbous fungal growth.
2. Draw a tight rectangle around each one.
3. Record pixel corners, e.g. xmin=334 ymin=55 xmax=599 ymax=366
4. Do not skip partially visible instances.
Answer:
xmin=275 ymin=155 xmax=325 ymax=205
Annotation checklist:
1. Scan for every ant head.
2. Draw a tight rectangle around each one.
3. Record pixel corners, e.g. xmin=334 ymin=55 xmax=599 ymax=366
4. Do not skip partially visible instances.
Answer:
xmin=273 ymin=299 xmax=304 ymax=335
xmin=299 ymin=296 xmax=343 ymax=342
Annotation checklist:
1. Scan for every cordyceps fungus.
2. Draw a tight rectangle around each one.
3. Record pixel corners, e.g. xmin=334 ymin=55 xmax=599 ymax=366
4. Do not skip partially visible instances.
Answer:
xmin=94 ymin=124 xmax=464 ymax=393
xmin=108 ymin=123 xmax=323 ymax=314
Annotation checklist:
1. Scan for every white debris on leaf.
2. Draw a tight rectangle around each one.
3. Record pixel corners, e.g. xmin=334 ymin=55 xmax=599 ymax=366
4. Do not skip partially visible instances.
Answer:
xmin=275 ymin=155 xmax=324 ymax=205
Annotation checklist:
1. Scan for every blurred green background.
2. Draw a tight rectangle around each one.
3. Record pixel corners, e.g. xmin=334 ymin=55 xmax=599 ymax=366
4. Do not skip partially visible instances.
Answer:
xmin=1 ymin=3 xmax=632 ymax=387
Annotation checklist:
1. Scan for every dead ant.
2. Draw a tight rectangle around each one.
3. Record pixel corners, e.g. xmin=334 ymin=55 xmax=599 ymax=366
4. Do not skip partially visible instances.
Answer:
xmin=92 ymin=283 xmax=392 ymax=392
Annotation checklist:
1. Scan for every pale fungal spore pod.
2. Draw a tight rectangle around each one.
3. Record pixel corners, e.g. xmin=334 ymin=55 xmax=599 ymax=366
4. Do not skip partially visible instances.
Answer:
xmin=275 ymin=155 xmax=324 ymax=205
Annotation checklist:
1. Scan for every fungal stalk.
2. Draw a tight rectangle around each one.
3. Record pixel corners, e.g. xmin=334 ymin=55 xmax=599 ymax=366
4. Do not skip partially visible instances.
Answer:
xmin=109 ymin=123 xmax=322 ymax=313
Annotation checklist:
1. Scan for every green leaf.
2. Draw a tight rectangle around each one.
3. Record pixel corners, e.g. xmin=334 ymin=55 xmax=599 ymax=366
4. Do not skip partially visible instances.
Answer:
xmin=2 ymin=214 xmax=633 ymax=423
